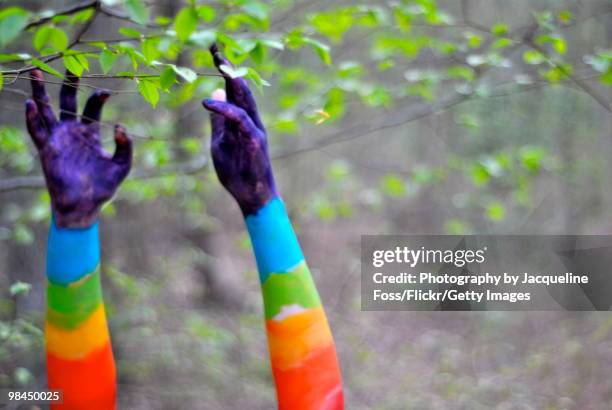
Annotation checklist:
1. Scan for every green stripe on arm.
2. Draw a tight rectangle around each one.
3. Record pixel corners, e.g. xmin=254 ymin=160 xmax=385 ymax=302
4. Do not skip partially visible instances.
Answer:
xmin=261 ymin=262 xmax=322 ymax=320
xmin=46 ymin=267 xmax=103 ymax=329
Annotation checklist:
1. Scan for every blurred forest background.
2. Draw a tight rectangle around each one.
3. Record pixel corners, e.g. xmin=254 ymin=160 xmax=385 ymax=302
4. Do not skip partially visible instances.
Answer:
xmin=0 ymin=0 xmax=611 ymax=408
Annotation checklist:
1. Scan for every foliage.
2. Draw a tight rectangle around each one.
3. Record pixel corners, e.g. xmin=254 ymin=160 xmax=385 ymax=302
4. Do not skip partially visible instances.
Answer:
xmin=0 ymin=1 xmax=610 ymax=406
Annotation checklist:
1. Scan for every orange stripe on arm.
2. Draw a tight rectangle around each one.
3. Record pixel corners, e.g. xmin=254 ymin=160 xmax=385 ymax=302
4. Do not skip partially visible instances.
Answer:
xmin=47 ymin=342 xmax=116 ymax=410
xmin=266 ymin=307 xmax=344 ymax=410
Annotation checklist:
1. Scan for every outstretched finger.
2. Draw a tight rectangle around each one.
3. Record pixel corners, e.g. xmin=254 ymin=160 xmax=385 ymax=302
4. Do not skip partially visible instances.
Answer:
xmin=209 ymin=44 xmax=264 ymax=131
xmin=202 ymin=98 xmax=258 ymax=136
xmin=112 ymin=124 xmax=133 ymax=168
xmin=29 ymin=69 xmax=58 ymax=130
xmin=60 ymin=71 xmax=79 ymax=122
xmin=25 ymin=99 xmax=48 ymax=149
xmin=82 ymin=90 xmax=110 ymax=130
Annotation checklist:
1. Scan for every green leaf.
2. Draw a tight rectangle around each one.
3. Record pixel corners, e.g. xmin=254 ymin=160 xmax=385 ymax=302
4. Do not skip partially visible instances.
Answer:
xmin=190 ymin=29 xmax=217 ymax=48
xmin=323 ymin=87 xmax=345 ymax=119
xmin=175 ymin=7 xmax=198 ymax=42
xmin=519 ymin=146 xmax=546 ymax=172
xmin=155 ymin=16 xmax=172 ymax=25
xmin=159 ymin=66 xmax=176 ymax=90
xmin=558 ymin=10 xmax=573 ymax=24
xmin=362 ymin=87 xmax=391 ymax=107
xmin=125 ymin=0 xmax=149 ymax=25
xmin=491 ymin=23 xmax=508 ymax=36
xmin=601 ymin=69 xmax=612 ymax=85
xmin=492 ymin=38 xmax=514 ymax=49
xmin=536 ymin=34 xmax=566 ymax=55
xmin=31 ymin=59 xmax=63 ymax=78
xmin=262 ymin=38 xmax=284 ymax=50
xmin=313 ymin=197 xmax=337 ymax=220
xmin=219 ymin=64 xmax=248 ymax=79
xmin=196 ymin=5 xmax=216 ymax=22
xmin=34 ymin=26 xmax=69 ymax=52
xmin=246 ymin=67 xmax=270 ymax=92
xmin=380 ymin=174 xmax=406 ymax=197
xmin=486 ymin=201 xmax=506 ymax=221
xmin=76 ymin=54 xmax=90 ymax=70
xmin=137 ymin=79 xmax=160 ymax=107
xmin=309 ymin=9 xmax=353 ymax=43
xmin=304 ymin=38 xmax=332 ymax=65
xmin=444 ymin=219 xmax=471 ymax=234
xmin=180 ymin=137 xmax=202 ymax=155
xmin=63 ymin=55 xmax=88 ymax=77
xmin=87 ymin=41 xmax=107 ymax=49
xmin=99 ymin=49 xmax=117 ymax=74
xmin=326 ymin=160 xmax=351 ymax=181
xmin=170 ymin=65 xmax=197 ymax=83
xmin=553 ymin=38 xmax=566 ymax=55
xmin=13 ymin=224 xmax=33 ymax=244
xmin=543 ymin=63 xmax=572 ymax=83
xmin=118 ymin=27 xmax=142 ymax=38
xmin=523 ymin=50 xmax=545 ymax=65
xmin=0 ymin=71 xmax=3 ymax=91
xmin=446 ymin=65 xmax=475 ymax=82
xmin=0 ymin=7 xmax=30 ymax=47
xmin=465 ymin=32 xmax=482 ymax=48
xmin=242 ymin=1 xmax=269 ymax=23
xmin=0 ymin=53 xmax=31 ymax=62
xmin=10 ymin=281 xmax=31 ymax=296
xmin=142 ymin=38 xmax=160 ymax=63
xmin=70 ymin=9 xmax=95 ymax=25
xmin=470 ymin=163 xmax=490 ymax=186
xmin=583 ymin=50 xmax=611 ymax=74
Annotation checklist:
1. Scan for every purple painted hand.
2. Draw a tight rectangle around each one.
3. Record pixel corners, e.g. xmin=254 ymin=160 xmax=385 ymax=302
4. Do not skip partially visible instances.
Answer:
xmin=202 ymin=44 xmax=277 ymax=216
xmin=25 ymin=70 xmax=133 ymax=228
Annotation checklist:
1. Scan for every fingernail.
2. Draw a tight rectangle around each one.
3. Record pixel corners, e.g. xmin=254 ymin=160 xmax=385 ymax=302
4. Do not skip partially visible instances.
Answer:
xmin=211 ymin=88 xmax=226 ymax=102
xmin=114 ymin=124 xmax=129 ymax=142
xmin=95 ymin=90 xmax=111 ymax=100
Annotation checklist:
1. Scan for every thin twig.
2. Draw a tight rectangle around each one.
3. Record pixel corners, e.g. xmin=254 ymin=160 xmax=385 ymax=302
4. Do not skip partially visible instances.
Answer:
xmin=99 ymin=5 xmax=163 ymax=29
xmin=24 ymin=0 xmax=100 ymax=30
xmin=0 ymin=156 xmax=208 ymax=193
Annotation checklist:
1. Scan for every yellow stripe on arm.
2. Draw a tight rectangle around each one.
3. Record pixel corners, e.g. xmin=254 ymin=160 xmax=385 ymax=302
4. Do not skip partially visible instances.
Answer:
xmin=45 ymin=304 xmax=111 ymax=360
xmin=266 ymin=307 xmax=335 ymax=370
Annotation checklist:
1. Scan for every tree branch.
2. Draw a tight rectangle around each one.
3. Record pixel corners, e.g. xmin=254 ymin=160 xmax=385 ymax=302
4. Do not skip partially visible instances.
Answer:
xmin=526 ymin=41 xmax=611 ymax=113
xmin=99 ymin=5 xmax=162 ymax=28
xmin=0 ymin=156 xmax=208 ymax=193
xmin=272 ymin=94 xmax=470 ymax=160
xmin=24 ymin=0 xmax=100 ymax=30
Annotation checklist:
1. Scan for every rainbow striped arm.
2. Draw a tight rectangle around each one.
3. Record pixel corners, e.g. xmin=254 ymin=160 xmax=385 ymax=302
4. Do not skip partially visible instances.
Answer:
xmin=245 ymin=197 xmax=344 ymax=410
xmin=45 ymin=220 xmax=116 ymax=409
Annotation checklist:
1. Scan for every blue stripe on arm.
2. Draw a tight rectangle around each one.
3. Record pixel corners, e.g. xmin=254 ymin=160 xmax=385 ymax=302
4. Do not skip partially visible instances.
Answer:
xmin=245 ymin=197 xmax=304 ymax=283
xmin=46 ymin=219 xmax=100 ymax=286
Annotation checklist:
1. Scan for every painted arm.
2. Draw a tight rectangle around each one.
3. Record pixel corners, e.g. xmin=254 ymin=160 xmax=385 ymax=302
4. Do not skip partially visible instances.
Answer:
xmin=25 ymin=70 xmax=132 ymax=409
xmin=202 ymin=45 xmax=344 ymax=410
